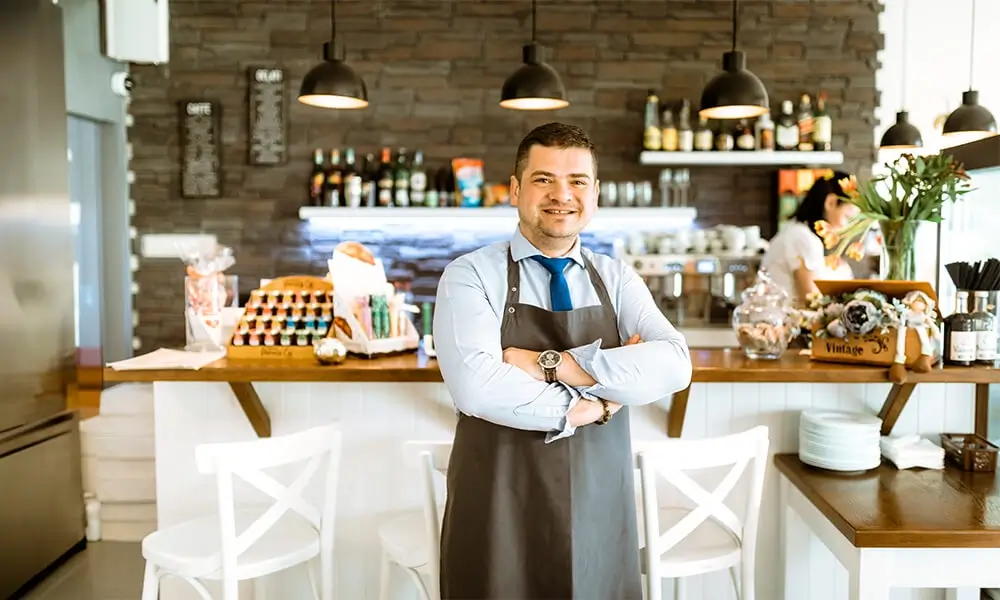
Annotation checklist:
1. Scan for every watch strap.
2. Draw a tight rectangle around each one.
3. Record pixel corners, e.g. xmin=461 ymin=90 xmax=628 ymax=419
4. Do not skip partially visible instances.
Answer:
xmin=543 ymin=367 xmax=558 ymax=383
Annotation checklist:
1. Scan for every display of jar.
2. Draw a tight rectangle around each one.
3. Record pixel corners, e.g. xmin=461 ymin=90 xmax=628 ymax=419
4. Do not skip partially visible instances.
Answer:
xmin=732 ymin=270 xmax=796 ymax=360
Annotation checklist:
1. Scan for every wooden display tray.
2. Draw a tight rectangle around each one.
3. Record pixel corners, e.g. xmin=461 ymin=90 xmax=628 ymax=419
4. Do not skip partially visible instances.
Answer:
xmin=226 ymin=275 xmax=334 ymax=360
xmin=810 ymin=279 xmax=940 ymax=368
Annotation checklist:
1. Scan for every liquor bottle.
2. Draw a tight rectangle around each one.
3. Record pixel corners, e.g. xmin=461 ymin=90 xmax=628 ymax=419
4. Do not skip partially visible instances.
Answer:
xmin=694 ymin=116 xmax=713 ymax=151
xmin=755 ymin=111 xmax=775 ymax=151
xmin=677 ymin=99 xmax=694 ymax=152
xmin=714 ymin=124 xmax=734 ymax=151
xmin=393 ymin=148 xmax=410 ymax=207
xmin=660 ymin=105 xmax=678 ymax=152
xmin=971 ymin=291 xmax=997 ymax=364
xmin=796 ymin=94 xmax=814 ymax=151
xmin=324 ymin=148 xmax=342 ymax=207
xmin=812 ymin=91 xmax=833 ymax=152
xmin=735 ymin=119 xmax=755 ymax=151
xmin=409 ymin=150 xmax=427 ymax=207
xmin=377 ymin=147 xmax=394 ymax=207
xmin=944 ymin=291 xmax=976 ymax=366
xmin=309 ymin=149 xmax=325 ymax=206
xmin=439 ymin=166 xmax=455 ymax=207
xmin=775 ymin=100 xmax=798 ymax=151
xmin=361 ymin=152 xmax=378 ymax=207
xmin=342 ymin=147 xmax=363 ymax=208
xmin=643 ymin=90 xmax=662 ymax=151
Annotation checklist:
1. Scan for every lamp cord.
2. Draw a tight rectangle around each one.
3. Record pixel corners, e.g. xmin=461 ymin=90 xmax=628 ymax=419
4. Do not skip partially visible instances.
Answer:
xmin=969 ymin=0 xmax=976 ymax=89
xmin=531 ymin=0 xmax=537 ymax=43
xmin=330 ymin=0 xmax=337 ymax=48
xmin=731 ymin=0 xmax=738 ymax=51
xmin=900 ymin=0 xmax=907 ymax=106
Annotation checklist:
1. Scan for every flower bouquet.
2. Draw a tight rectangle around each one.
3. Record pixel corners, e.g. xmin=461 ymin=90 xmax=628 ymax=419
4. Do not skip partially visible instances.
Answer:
xmin=812 ymin=154 xmax=972 ymax=281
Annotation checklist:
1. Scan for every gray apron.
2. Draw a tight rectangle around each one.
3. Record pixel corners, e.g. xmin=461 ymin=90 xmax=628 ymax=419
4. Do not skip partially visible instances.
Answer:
xmin=440 ymin=246 xmax=642 ymax=600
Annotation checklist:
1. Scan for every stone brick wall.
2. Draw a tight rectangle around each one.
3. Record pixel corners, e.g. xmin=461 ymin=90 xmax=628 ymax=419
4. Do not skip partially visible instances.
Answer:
xmin=128 ymin=0 xmax=881 ymax=350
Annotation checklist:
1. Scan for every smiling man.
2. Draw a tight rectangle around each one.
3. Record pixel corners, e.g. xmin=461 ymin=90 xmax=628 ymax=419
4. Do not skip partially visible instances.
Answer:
xmin=433 ymin=122 xmax=692 ymax=599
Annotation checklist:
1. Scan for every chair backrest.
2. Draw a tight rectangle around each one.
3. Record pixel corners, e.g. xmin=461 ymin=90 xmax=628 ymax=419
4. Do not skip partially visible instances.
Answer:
xmin=194 ymin=423 xmax=343 ymax=597
xmin=636 ymin=426 xmax=769 ymax=597
xmin=402 ymin=440 xmax=452 ymax=600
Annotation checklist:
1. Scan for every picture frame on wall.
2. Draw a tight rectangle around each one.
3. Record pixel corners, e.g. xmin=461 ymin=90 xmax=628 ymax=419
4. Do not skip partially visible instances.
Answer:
xmin=179 ymin=100 xmax=222 ymax=198
xmin=247 ymin=66 xmax=287 ymax=166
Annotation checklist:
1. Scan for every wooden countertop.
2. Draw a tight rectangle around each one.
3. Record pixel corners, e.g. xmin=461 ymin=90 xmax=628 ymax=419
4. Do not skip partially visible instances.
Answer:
xmin=102 ymin=348 xmax=1000 ymax=384
xmin=775 ymin=453 xmax=1000 ymax=548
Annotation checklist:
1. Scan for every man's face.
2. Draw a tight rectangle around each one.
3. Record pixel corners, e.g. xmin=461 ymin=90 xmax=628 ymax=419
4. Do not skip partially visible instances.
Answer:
xmin=509 ymin=145 xmax=599 ymax=245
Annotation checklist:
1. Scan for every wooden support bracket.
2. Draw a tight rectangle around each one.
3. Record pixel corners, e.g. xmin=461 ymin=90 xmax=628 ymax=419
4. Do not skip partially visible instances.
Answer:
xmin=228 ymin=382 xmax=271 ymax=438
xmin=975 ymin=383 xmax=990 ymax=438
xmin=667 ymin=385 xmax=692 ymax=438
xmin=876 ymin=382 xmax=916 ymax=436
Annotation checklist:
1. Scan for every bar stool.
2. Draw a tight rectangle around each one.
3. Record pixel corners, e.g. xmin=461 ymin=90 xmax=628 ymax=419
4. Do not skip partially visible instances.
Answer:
xmin=636 ymin=426 xmax=770 ymax=600
xmin=377 ymin=440 xmax=451 ymax=600
xmin=139 ymin=423 xmax=343 ymax=600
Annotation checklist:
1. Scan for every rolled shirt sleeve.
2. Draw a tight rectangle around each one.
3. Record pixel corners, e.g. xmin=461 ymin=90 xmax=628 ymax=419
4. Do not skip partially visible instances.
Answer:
xmin=565 ymin=262 xmax=692 ymax=405
xmin=434 ymin=258 xmax=582 ymax=442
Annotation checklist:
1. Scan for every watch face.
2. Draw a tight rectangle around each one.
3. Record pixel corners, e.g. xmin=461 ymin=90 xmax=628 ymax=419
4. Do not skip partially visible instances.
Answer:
xmin=538 ymin=350 xmax=562 ymax=369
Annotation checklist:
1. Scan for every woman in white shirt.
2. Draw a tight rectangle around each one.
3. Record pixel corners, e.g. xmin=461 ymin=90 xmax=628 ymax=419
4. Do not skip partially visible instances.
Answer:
xmin=761 ymin=171 xmax=859 ymax=305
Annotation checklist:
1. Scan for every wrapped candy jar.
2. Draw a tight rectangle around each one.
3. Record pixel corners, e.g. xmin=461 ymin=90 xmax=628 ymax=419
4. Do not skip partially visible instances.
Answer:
xmin=732 ymin=270 xmax=797 ymax=360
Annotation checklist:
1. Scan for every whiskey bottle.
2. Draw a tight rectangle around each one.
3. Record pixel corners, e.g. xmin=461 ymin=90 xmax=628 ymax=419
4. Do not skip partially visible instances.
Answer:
xmin=775 ymin=100 xmax=798 ymax=151
xmin=735 ymin=120 xmax=755 ymax=151
xmin=694 ymin=117 xmax=713 ymax=151
xmin=660 ymin=105 xmax=678 ymax=152
xmin=677 ymin=99 xmax=694 ymax=152
xmin=342 ymin=147 xmax=363 ymax=208
xmin=377 ymin=147 xmax=394 ymax=207
xmin=714 ymin=125 xmax=734 ymax=151
xmin=796 ymin=94 xmax=814 ymax=151
xmin=409 ymin=150 xmax=427 ymax=207
xmin=324 ymin=148 xmax=342 ymax=207
xmin=309 ymin=149 xmax=325 ymax=206
xmin=362 ymin=152 xmax=378 ymax=207
xmin=971 ymin=291 xmax=997 ymax=364
xmin=755 ymin=111 xmax=775 ymax=151
xmin=393 ymin=148 xmax=411 ymax=207
xmin=944 ymin=291 xmax=976 ymax=366
xmin=812 ymin=91 xmax=833 ymax=152
xmin=643 ymin=90 xmax=662 ymax=151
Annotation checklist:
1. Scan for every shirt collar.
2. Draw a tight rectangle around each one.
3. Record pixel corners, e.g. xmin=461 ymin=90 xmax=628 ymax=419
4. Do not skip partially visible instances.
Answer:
xmin=510 ymin=226 xmax=585 ymax=268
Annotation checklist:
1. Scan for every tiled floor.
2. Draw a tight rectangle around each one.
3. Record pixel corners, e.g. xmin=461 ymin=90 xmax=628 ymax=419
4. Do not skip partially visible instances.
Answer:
xmin=20 ymin=542 xmax=143 ymax=600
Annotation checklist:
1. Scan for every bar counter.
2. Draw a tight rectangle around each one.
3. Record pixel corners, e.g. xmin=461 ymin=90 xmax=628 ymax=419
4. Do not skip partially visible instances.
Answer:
xmin=109 ymin=349 xmax=993 ymax=600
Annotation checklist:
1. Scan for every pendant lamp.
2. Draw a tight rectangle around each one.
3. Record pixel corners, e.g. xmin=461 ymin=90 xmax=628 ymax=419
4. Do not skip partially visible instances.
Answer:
xmin=942 ymin=0 xmax=997 ymax=147
xmin=298 ymin=0 xmax=368 ymax=110
xmin=499 ymin=0 xmax=568 ymax=111
xmin=699 ymin=0 xmax=768 ymax=120
xmin=879 ymin=0 xmax=922 ymax=149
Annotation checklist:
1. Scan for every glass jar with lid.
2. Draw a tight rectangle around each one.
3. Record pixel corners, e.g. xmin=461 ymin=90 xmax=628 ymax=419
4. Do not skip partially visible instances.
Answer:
xmin=732 ymin=270 xmax=797 ymax=360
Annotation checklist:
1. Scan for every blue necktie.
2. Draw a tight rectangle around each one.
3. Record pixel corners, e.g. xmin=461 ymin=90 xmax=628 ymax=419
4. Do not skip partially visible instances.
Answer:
xmin=530 ymin=256 xmax=574 ymax=312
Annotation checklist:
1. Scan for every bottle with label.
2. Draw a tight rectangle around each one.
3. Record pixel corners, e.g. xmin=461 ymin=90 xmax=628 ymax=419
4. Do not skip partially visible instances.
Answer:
xmin=342 ymin=148 xmax=363 ymax=208
xmin=715 ymin=124 xmax=734 ymax=151
xmin=944 ymin=291 xmax=976 ymax=366
xmin=812 ymin=91 xmax=833 ymax=152
xmin=324 ymin=148 xmax=342 ymax=207
xmin=643 ymin=90 xmax=662 ymax=151
xmin=971 ymin=291 xmax=997 ymax=364
xmin=393 ymin=149 xmax=410 ymax=207
xmin=362 ymin=152 xmax=378 ymax=207
xmin=409 ymin=150 xmax=427 ymax=207
xmin=775 ymin=101 xmax=798 ymax=151
xmin=309 ymin=149 xmax=325 ymax=206
xmin=694 ymin=117 xmax=713 ymax=151
xmin=755 ymin=111 xmax=775 ymax=151
xmin=660 ymin=105 xmax=678 ymax=152
xmin=677 ymin=99 xmax=694 ymax=152
xmin=796 ymin=94 xmax=814 ymax=151
xmin=377 ymin=147 xmax=394 ymax=207
xmin=735 ymin=120 xmax=755 ymax=151
xmin=437 ymin=166 xmax=455 ymax=207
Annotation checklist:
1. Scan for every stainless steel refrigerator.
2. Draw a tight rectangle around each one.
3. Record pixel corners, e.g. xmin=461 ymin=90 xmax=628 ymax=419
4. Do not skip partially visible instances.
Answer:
xmin=0 ymin=0 xmax=87 ymax=597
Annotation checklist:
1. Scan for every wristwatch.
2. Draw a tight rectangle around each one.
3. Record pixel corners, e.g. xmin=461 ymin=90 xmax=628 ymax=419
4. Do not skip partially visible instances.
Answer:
xmin=595 ymin=399 xmax=612 ymax=426
xmin=537 ymin=350 xmax=563 ymax=383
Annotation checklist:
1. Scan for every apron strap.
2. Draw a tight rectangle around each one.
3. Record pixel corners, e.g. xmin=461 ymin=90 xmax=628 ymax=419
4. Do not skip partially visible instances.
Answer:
xmin=582 ymin=252 xmax=616 ymax=311
xmin=501 ymin=244 xmax=520 ymax=333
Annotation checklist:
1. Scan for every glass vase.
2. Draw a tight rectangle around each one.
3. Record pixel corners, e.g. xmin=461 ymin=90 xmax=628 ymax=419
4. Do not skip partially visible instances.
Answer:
xmin=880 ymin=220 xmax=917 ymax=281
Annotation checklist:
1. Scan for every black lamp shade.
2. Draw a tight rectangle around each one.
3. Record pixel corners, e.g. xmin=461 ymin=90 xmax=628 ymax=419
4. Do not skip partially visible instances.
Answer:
xmin=699 ymin=51 xmax=769 ymax=120
xmin=500 ymin=44 xmax=568 ymax=111
xmin=942 ymin=90 xmax=998 ymax=146
xmin=298 ymin=43 xmax=368 ymax=110
xmin=879 ymin=110 xmax=923 ymax=149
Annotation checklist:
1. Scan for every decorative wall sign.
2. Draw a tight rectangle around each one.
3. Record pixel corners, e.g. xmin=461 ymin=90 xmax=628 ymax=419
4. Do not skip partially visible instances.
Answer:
xmin=248 ymin=67 xmax=287 ymax=165
xmin=179 ymin=100 xmax=221 ymax=198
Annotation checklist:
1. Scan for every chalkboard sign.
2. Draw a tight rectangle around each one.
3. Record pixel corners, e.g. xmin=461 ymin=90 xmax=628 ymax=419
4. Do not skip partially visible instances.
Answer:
xmin=248 ymin=67 xmax=287 ymax=165
xmin=179 ymin=100 xmax=221 ymax=198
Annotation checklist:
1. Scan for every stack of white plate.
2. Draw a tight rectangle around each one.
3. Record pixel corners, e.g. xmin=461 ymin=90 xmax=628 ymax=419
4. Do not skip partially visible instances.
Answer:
xmin=798 ymin=410 xmax=882 ymax=472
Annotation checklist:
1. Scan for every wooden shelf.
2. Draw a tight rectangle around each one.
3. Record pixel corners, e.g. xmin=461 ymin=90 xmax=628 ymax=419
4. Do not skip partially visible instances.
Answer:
xmin=638 ymin=150 xmax=845 ymax=167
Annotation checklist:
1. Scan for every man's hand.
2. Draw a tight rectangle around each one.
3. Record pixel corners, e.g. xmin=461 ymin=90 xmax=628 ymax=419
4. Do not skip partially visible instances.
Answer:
xmin=566 ymin=398 xmax=624 ymax=427
xmin=502 ymin=347 xmax=542 ymax=380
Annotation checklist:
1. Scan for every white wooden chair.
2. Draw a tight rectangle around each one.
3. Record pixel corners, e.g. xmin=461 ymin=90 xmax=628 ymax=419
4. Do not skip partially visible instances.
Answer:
xmin=636 ymin=426 xmax=769 ymax=600
xmin=139 ymin=423 xmax=343 ymax=600
xmin=377 ymin=440 xmax=451 ymax=600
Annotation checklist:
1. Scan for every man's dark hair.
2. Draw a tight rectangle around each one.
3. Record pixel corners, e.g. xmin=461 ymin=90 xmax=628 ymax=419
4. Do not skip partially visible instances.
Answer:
xmin=513 ymin=122 xmax=598 ymax=181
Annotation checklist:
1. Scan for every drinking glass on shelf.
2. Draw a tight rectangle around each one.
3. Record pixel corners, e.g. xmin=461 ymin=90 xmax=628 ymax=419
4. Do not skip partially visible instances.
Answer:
xmin=599 ymin=181 xmax=618 ymax=207
xmin=185 ymin=274 xmax=239 ymax=352
xmin=635 ymin=181 xmax=654 ymax=207
xmin=617 ymin=181 xmax=636 ymax=207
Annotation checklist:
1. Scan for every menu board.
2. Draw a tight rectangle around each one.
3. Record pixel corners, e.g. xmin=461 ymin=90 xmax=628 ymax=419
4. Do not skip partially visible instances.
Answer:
xmin=179 ymin=100 xmax=221 ymax=198
xmin=248 ymin=67 xmax=287 ymax=165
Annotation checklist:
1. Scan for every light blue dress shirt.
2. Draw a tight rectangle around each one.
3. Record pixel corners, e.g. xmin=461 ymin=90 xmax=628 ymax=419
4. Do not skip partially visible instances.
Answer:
xmin=433 ymin=227 xmax=693 ymax=441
